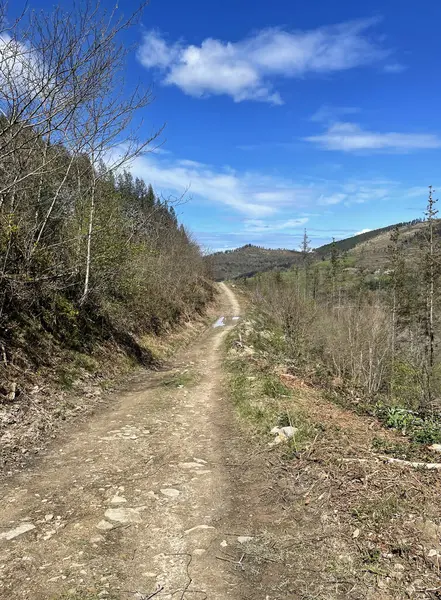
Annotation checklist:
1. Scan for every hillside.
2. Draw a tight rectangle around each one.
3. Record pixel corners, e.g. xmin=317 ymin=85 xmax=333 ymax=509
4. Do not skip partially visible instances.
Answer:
xmin=206 ymin=244 xmax=302 ymax=280
xmin=0 ymin=1 xmax=214 ymax=467
xmin=315 ymin=219 xmax=424 ymax=259
xmin=208 ymin=219 xmax=438 ymax=280
xmin=343 ymin=219 xmax=441 ymax=270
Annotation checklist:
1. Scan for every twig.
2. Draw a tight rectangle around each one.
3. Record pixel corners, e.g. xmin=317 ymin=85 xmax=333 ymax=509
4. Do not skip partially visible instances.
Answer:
xmin=146 ymin=586 xmax=165 ymax=599
xmin=215 ymin=552 xmax=246 ymax=570
xmin=1 ymin=343 xmax=7 ymax=366
xmin=379 ymin=455 xmax=441 ymax=470
xmin=165 ymin=553 xmax=195 ymax=600
xmin=122 ymin=586 xmax=164 ymax=599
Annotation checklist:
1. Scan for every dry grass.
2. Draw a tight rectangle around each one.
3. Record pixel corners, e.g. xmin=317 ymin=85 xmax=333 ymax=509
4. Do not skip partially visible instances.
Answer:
xmin=224 ymin=318 xmax=441 ymax=599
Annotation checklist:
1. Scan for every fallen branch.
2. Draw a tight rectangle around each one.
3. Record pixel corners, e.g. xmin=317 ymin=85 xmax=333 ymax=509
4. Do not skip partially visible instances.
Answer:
xmin=379 ymin=456 xmax=441 ymax=470
xmin=146 ymin=586 xmax=165 ymax=599
xmin=215 ymin=552 xmax=245 ymax=570
xmin=122 ymin=586 xmax=164 ymax=599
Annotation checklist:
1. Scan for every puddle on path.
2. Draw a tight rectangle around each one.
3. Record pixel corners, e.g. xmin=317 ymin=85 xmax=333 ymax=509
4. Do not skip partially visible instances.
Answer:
xmin=213 ymin=317 xmax=225 ymax=328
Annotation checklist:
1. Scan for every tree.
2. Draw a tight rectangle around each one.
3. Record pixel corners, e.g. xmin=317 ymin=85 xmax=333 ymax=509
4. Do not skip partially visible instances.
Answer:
xmin=145 ymin=184 xmax=156 ymax=209
xmin=422 ymin=186 xmax=440 ymax=404
xmin=386 ymin=225 xmax=408 ymax=397
xmin=300 ymin=228 xmax=312 ymax=298
xmin=329 ymin=237 xmax=341 ymax=306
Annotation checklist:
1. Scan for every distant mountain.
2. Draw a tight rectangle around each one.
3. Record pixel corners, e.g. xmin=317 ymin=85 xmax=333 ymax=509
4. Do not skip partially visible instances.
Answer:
xmin=206 ymin=244 xmax=302 ymax=281
xmin=207 ymin=219 xmax=436 ymax=281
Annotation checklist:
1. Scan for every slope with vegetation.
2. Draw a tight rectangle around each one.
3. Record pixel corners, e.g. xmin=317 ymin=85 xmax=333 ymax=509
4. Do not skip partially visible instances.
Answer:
xmin=207 ymin=244 xmax=301 ymax=280
xmin=0 ymin=1 xmax=212 ymax=463
xmin=224 ymin=308 xmax=441 ymax=599
xmin=315 ymin=218 xmax=425 ymax=258
xmin=220 ymin=195 xmax=441 ymax=597
xmin=239 ymin=192 xmax=441 ymax=442
xmin=208 ymin=218 xmax=434 ymax=281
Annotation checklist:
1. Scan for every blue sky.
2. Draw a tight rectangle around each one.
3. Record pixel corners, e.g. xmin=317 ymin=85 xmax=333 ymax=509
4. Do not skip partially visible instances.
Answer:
xmin=14 ymin=0 xmax=441 ymax=250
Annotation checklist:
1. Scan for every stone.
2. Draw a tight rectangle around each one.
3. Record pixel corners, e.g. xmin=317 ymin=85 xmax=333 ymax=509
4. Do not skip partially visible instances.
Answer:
xmin=160 ymin=489 xmax=180 ymax=498
xmin=0 ymin=523 xmax=35 ymax=541
xmin=104 ymin=508 xmax=142 ymax=524
xmin=184 ymin=525 xmax=215 ymax=535
xmin=96 ymin=520 xmax=114 ymax=531
xmin=109 ymin=495 xmax=127 ymax=505
xmin=90 ymin=535 xmax=105 ymax=543
xmin=269 ymin=426 xmax=298 ymax=445
xmin=44 ymin=514 xmax=54 ymax=522
xmin=237 ymin=536 xmax=254 ymax=544
xmin=270 ymin=426 xmax=297 ymax=438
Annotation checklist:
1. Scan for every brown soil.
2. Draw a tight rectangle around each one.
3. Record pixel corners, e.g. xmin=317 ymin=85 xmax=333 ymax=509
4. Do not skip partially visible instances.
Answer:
xmin=1 ymin=284 xmax=441 ymax=600
xmin=0 ymin=283 xmax=256 ymax=600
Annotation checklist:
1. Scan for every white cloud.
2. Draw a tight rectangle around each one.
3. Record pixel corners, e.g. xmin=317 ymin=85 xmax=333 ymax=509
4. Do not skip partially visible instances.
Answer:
xmin=318 ymin=192 xmax=347 ymax=205
xmin=310 ymin=105 xmax=360 ymax=123
xmin=0 ymin=34 xmax=45 ymax=93
xmin=355 ymin=228 xmax=373 ymax=235
xmin=305 ymin=122 xmax=441 ymax=152
xmin=120 ymin=150 xmax=413 ymax=220
xmin=126 ymin=151 xmax=321 ymax=217
xmin=244 ymin=218 xmax=308 ymax=232
xmin=138 ymin=18 xmax=389 ymax=103
xmin=383 ymin=63 xmax=406 ymax=73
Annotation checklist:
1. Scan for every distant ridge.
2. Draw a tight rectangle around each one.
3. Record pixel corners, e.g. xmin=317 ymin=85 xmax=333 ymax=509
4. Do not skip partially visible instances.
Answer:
xmin=206 ymin=219 xmax=431 ymax=280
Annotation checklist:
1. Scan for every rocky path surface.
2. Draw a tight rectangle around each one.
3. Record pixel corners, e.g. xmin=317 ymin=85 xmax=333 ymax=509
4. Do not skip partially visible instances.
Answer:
xmin=0 ymin=283 xmax=250 ymax=600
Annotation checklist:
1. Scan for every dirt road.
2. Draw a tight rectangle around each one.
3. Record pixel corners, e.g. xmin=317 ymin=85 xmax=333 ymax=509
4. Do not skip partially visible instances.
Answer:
xmin=0 ymin=283 xmax=249 ymax=600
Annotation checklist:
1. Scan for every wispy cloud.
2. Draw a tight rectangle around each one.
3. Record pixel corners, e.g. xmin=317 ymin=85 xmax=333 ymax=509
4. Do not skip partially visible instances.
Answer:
xmin=138 ymin=18 xmax=390 ymax=104
xmin=244 ymin=218 xmax=308 ymax=232
xmin=310 ymin=105 xmax=360 ymax=123
xmin=318 ymin=192 xmax=347 ymax=206
xmin=383 ymin=63 xmax=407 ymax=73
xmin=121 ymin=151 xmax=415 ymax=221
xmin=305 ymin=122 xmax=441 ymax=152
xmin=126 ymin=151 xmax=316 ymax=217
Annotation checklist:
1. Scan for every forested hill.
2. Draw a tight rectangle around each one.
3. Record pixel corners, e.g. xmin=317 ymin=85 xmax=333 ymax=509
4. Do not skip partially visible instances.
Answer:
xmin=206 ymin=244 xmax=302 ymax=281
xmin=207 ymin=219 xmax=430 ymax=280
xmin=0 ymin=4 xmax=213 ymax=405
xmin=315 ymin=219 xmax=424 ymax=258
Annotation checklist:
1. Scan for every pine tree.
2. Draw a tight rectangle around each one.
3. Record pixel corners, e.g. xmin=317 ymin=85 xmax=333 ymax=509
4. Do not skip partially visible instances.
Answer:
xmin=146 ymin=184 xmax=156 ymax=209
xmin=300 ymin=229 xmax=311 ymax=298
xmin=423 ymin=186 xmax=439 ymax=404
xmin=387 ymin=225 xmax=407 ymax=397
xmin=330 ymin=237 xmax=340 ymax=305
xmin=312 ymin=263 xmax=320 ymax=300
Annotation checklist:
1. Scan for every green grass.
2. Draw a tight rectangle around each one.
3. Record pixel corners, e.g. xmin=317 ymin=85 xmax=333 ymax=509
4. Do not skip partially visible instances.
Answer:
xmin=55 ymin=365 xmax=79 ymax=390
xmin=225 ymin=324 xmax=318 ymax=452
xmin=161 ymin=369 xmax=199 ymax=388
xmin=73 ymin=352 xmax=98 ymax=373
